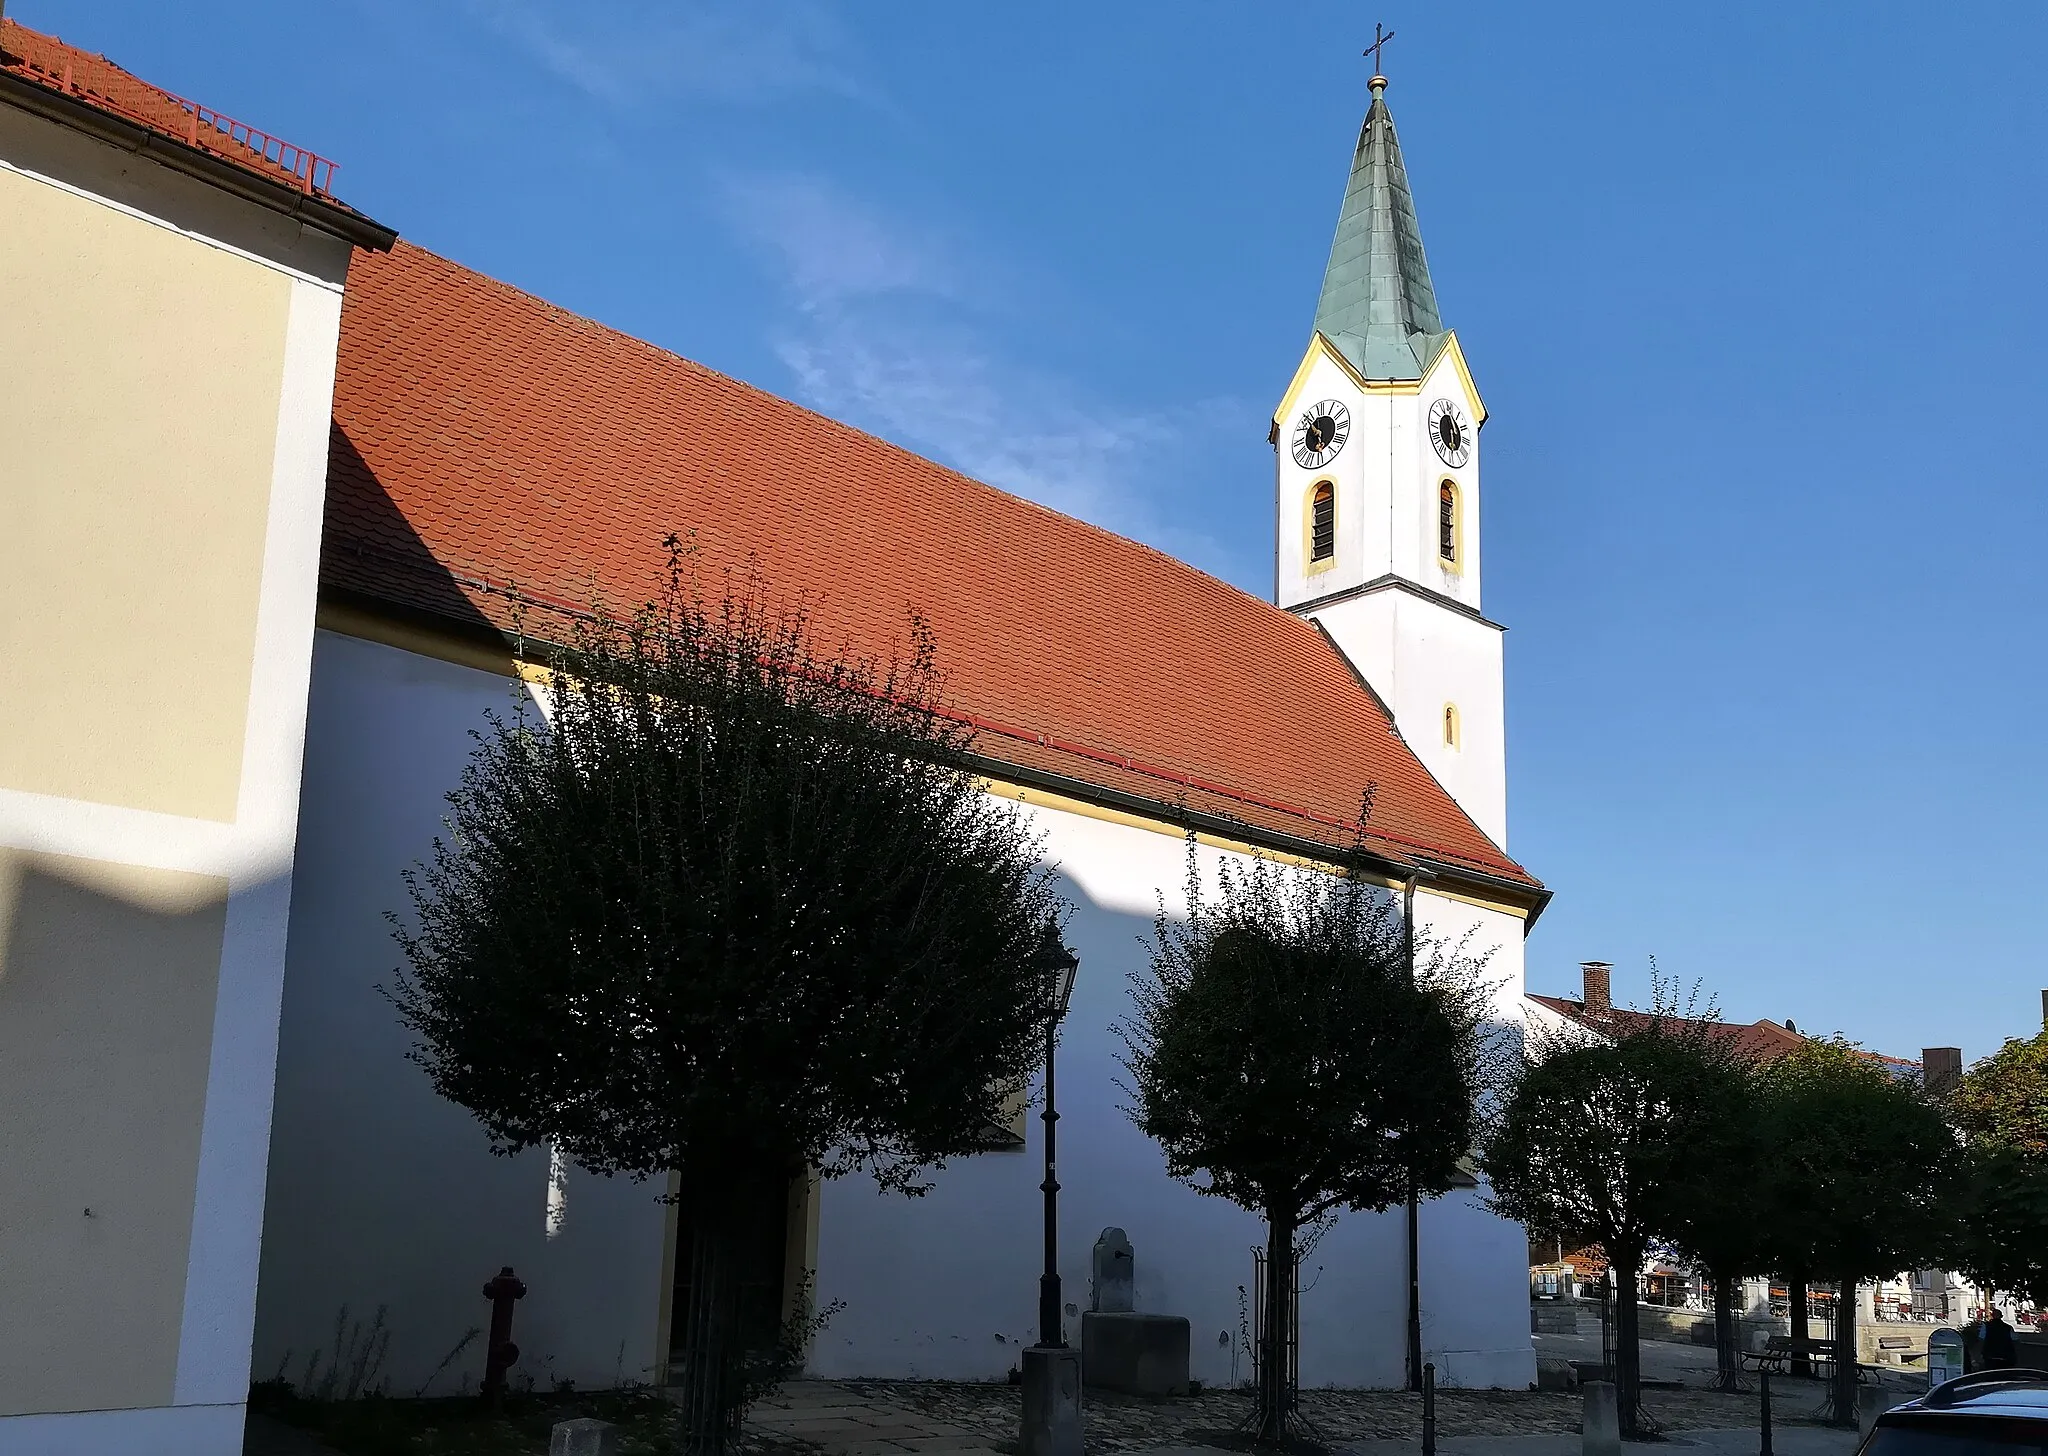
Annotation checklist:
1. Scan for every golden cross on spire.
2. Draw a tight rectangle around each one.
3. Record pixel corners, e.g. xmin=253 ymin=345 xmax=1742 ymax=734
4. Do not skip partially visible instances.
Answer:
xmin=1363 ymin=22 xmax=1395 ymax=84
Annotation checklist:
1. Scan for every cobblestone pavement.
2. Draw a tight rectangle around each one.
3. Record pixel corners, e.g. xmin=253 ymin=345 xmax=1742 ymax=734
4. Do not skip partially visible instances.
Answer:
xmin=746 ymin=1371 xmax=1879 ymax=1456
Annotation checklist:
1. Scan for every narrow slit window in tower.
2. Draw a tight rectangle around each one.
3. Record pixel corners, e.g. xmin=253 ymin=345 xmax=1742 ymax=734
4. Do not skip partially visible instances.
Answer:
xmin=1311 ymin=483 xmax=1335 ymax=563
xmin=1439 ymin=481 xmax=1458 ymax=563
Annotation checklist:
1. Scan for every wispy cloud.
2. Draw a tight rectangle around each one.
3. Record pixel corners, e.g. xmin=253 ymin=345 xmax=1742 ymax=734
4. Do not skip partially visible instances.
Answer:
xmin=719 ymin=175 xmax=962 ymax=307
xmin=718 ymin=173 xmax=1248 ymax=582
xmin=461 ymin=0 xmax=873 ymax=110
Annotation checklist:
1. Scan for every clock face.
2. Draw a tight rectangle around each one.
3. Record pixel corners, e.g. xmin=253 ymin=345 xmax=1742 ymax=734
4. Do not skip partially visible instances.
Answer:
xmin=1291 ymin=399 xmax=1351 ymax=469
xmin=1428 ymin=398 xmax=1472 ymax=468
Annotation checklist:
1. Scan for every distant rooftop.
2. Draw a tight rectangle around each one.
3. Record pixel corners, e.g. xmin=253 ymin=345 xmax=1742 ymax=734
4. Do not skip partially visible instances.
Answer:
xmin=1529 ymin=992 xmax=1922 ymax=1072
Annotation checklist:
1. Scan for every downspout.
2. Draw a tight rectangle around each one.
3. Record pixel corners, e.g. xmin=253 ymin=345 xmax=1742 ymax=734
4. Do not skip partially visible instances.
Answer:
xmin=1403 ymin=863 xmax=1432 ymax=1391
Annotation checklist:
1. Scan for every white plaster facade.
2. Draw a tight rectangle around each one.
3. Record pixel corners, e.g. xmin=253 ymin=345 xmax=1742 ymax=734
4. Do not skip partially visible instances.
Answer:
xmin=252 ymin=628 xmax=1539 ymax=1395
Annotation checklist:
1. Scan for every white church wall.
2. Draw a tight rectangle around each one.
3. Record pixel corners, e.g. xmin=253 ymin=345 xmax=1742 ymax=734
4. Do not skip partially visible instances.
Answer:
xmin=811 ymin=799 xmax=1535 ymax=1390
xmin=252 ymin=631 xmax=672 ymax=1396
xmin=256 ymin=628 xmax=1535 ymax=1396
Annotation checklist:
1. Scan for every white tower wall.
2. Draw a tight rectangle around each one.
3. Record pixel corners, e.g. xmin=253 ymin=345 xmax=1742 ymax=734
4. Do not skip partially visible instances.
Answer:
xmin=1275 ymin=344 xmax=1506 ymax=848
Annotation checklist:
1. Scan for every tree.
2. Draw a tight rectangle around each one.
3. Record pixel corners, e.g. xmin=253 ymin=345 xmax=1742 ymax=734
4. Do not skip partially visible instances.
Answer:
xmin=1946 ymin=1029 xmax=2048 ymax=1311
xmin=1658 ymin=1046 xmax=1769 ymax=1393
xmin=1481 ymin=1000 xmax=1750 ymax=1436
xmin=1756 ymin=1039 xmax=1959 ymax=1426
xmin=389 ymin=550 xmax=1065 ymax=1452
xmin=1117 ymin=838 xmax=1497 ymax=1446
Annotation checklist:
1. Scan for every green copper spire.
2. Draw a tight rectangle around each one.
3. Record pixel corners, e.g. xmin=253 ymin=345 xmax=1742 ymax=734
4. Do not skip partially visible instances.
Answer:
xmin=1312 ymin=76 xmax=1449 ymax=381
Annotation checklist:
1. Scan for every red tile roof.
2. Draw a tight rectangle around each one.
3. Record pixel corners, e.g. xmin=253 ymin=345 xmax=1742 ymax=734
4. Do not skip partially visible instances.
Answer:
xmin=322 ymin=241 xmax=1541 ymax=893
xmin=1 ymin=18 xmax=343 ymax=198
xmin=1527 ymin=996 xmax=1918 ymax=1068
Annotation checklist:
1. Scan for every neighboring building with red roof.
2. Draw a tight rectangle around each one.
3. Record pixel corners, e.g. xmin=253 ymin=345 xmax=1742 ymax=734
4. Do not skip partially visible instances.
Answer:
xmin=1526 ymin=962 xmax=1930 ymax=1073
xmin=2 ymin=17 xmax=1550 ymax=1445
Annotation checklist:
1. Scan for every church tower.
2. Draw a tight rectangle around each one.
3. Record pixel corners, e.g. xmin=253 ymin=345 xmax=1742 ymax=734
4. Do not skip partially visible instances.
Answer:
xmin=1273 ymin=70 xmax=1507 ymax=848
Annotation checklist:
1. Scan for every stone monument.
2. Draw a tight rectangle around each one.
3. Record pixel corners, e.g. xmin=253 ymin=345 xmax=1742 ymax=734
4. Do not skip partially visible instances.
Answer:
xmin=1093 ymin=1228 xmax=1134 ymax=1313
xmin=1080 ymin=1227 xmax=1190 ymax=1397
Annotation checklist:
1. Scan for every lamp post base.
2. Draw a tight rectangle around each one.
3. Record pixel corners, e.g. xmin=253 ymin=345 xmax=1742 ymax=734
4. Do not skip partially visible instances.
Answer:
xmin=1020 ymin=1345 xmax=1084 ymax=1456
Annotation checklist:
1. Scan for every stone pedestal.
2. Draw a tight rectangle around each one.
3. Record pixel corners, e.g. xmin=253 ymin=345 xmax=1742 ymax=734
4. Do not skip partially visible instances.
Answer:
xmin=1021 ymin=1345 xmax=1084 ymax=1456
xmin=1082 ymin=1311 xmax=1189 ymax=1397
xmin=1581 ymin=1381 xmax=1620 ymax=1456
xmin=551 ymin=1418 xmax=620 ymax=1456
xmin=1857 ymin=1386 xmax=1898 ymax=1439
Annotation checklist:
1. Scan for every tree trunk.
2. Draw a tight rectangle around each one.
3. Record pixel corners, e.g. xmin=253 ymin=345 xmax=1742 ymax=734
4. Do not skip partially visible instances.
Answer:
xmin=673 ymin=1180 xmax=750 ymax=1456
xmin=1712 ymin=1267 xmax=1740 ymax=1393
xmin=1831 ymin=1277 xmax=1859 ymax=1428
xmin=1788 ymin=1275 xmax=1812 ymax=1379
xmin=1255 ymin=1211 xmax=1297 ymax=1445
xmin=1613 ymin=1245 xmax=1643 ymax=1439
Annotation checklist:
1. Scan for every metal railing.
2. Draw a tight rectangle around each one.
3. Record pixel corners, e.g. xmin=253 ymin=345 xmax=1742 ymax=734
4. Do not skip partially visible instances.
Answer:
xmin=6 ymin=50 xmax=337 ymax=194
xmin=167 ymin=93 xmax=338 ymax=195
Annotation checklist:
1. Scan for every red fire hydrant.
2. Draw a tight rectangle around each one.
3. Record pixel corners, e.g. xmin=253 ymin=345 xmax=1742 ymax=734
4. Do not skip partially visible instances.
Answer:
xmin=481 ymin=1265 xmax=527 ymax=1403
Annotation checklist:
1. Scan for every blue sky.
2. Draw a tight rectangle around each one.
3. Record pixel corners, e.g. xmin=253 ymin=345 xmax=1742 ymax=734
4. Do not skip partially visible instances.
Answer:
xmin=36 ymin=2 xmax=2047 ymax=1062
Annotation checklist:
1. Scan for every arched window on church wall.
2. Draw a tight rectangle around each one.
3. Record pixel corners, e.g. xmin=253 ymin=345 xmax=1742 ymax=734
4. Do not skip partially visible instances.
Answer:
xmin=1439 ymin=480 xmax=1459 ymax=565
xmin=1310 ymin=482 xmax=1336 ymax=564
xmin=1443 ymin=702 xmax=1461 ymax=749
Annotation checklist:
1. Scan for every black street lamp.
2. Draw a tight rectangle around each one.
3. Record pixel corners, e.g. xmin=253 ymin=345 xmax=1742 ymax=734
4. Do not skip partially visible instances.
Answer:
xmin=1021 ymin=922 xmax=1084 ymax=1456
xmin=1036 ymin=925 xmax=1080 ymax=1349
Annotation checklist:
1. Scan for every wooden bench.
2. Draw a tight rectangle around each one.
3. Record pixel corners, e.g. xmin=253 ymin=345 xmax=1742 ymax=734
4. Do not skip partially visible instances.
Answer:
xmin=1740 ymin=1335 xmax=1873 ymax=1379
xmin=1741 ymin=1335 xmax=1802 ymax=1373
xmin=1744 ymin=1335 xmax=1859 ymax=1376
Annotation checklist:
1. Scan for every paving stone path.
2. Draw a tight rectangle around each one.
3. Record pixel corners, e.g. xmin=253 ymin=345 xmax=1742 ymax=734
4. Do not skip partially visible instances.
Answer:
xmin=745 ymin=1375 xmax=1866 ymax=1456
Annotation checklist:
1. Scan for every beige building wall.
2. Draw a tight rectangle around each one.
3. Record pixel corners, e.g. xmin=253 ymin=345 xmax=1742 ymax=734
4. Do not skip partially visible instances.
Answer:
xmin=0 ymin=161 xmax=291 ymax=823
xmin=0 ymin=851 xmax=228 ymax=1415
xmin=0 ymin=92 xmax=361 ymax=1452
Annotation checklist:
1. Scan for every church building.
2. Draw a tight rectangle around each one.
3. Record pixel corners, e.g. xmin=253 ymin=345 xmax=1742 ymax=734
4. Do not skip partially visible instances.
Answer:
xmin=0 ymin=20 xmax=1545 ymax=1452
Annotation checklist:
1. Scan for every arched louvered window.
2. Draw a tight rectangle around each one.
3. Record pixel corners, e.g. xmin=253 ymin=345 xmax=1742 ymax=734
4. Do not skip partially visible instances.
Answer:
xmin=1310 ymin=482 xmax=1336 ymax=563
xmin=1439 ymin=480 xmax=1458 ymax=563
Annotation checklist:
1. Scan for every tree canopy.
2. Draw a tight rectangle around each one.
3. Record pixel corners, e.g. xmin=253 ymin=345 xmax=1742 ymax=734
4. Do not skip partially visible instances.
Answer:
xmin=1949 ymin=1144 xmax=2048 ymax=1310
xmin=1951 ymin=1029 xmax=2048 ymax=1157
xmin=1757 ymin=1038 xmax=1957 ymax=1291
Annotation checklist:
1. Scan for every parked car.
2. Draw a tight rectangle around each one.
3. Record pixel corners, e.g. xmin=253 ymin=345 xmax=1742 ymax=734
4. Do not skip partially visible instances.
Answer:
xmin=1857 ymin=1371 xmax=2048 ymax=1456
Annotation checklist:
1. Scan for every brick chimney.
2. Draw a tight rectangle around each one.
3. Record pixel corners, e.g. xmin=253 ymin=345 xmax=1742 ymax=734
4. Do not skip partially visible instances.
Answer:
xmin=1581 ymin=961 xmax=1612 ymax=1018
xmin=1922 ymin=1047 xmax=1963 ymax=1100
